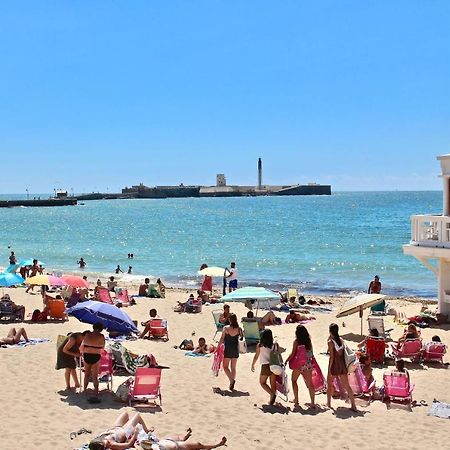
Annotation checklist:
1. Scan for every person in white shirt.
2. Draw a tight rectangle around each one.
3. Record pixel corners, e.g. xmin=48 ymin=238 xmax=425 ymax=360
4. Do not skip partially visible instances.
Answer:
xmin=227 ymin=262 xmax=238 ymax=292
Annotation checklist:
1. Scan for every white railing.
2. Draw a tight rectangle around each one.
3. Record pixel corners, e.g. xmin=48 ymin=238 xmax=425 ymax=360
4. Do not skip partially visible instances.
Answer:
xmin=410 ymin=214 xmax=450 ymax=248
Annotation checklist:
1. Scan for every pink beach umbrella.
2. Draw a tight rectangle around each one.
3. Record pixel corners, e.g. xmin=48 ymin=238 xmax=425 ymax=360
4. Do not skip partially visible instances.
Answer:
xmin=61 ymin=275 xmax=89 ymax=289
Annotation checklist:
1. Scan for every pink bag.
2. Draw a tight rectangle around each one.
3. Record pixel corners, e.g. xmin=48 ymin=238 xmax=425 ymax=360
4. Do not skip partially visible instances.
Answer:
xmin=289 ymin=345 xmax=308 ymax=370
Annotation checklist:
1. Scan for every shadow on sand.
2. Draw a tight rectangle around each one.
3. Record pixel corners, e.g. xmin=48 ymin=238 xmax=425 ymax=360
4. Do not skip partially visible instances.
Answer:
xmin=212 ymin=387 xmax=250 ymax=397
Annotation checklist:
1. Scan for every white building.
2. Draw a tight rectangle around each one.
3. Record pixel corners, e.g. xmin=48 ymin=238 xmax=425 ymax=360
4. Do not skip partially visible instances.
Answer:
xmin=403 ymin=154 xmax=450 ymax=316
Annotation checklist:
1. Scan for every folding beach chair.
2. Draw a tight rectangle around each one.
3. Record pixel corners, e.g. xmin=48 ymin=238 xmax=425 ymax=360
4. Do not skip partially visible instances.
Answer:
xmin=390 ymin=339 xmax=423 ymax=363
xmin=212 ymin=344 xmax=224 ymax=377
xmin=366 ymin=336 xmax=387 ymax=364
xmin=367 ymin=315 xmax=393 ymax=339
xmin=115 ymin=288 xmax=131 ymax=306
xmin=128 ymin=367 xmax=162 ymax=406
xmin=212 ymin=310 xmax=225 ymax=340
xmin=241 ymin=320 xmax=261 ymax=345
xmin=148 ymin=318 xmax=169 ymax=341
xmin=97 ymin=287 xmax=114 ymax=305
xmin=333 ymin=365 xmax=375 ymax=402
xmin=0 ymin=302 xmax=20 ymax=322
xmin=98 ymin=349 xmax=114 ymax=391
xmin=185 ymin=298 xmax=202 ymax=313
xmin=370 ymin=300 xmax=387 ymax=315
xmin=383 ymin=371 xmax=414 ymax=409
xmin=275 ymin=366 xmax=289 ymax=402
xmin=422 ymin=342 xmax=447 ymax=364
xmin=47 ymin=298 xmax=67 ymax=321
xmin=287 ymin=288 xmax=298 ymax=300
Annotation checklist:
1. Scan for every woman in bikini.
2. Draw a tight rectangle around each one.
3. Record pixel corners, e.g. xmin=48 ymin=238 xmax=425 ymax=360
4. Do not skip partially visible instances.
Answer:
xmin=88 ymin=411 xmax=227 ymax=450
xmin=0 ymin=327 xmax=29 ymax=345
xmin=81 ymin=322 xmax=105 ymax=401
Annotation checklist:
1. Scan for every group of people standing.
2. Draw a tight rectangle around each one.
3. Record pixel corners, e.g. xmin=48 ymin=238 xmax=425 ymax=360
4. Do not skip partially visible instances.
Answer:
xmin=216 ymin=318 xmax=358 ymax=411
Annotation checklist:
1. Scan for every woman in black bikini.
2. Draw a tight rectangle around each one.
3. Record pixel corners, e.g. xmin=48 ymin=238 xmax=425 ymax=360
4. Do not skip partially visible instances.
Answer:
xmin=82 ymin=322 xmax=105 ymax=401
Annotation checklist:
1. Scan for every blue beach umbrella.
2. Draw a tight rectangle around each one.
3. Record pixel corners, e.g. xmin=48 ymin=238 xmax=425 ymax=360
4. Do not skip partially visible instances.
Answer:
xmin=5 ymin=264 xmax=20 ymax=273
xmin=67 ymin=300 xmax=138 ymax=334
xmin=0 ymin=272 xmax=25 ymax=287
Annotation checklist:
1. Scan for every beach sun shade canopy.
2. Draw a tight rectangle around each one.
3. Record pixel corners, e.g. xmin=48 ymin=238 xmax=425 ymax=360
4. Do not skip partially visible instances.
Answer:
xmin=61 ymin=275 xmax=89 ymax=289
xmin=336 ymin=294 xmax=386 ymax=318
xmin=19 ymin=259 xmax=45 ymax=267
xmin=26 ymin=274 xmax=66 ymax=286
xmin=221 ymin=287 xmax=281 ymax=302
xmin=336 ymin=293 xmax=386 ymax=335
xmin=198 ymin=267 xmax=228 ymax=277
xmin=0 ymin=272 xmax=25 ymax=287
xmin=67 ymin=300 xmax=138 ymax=334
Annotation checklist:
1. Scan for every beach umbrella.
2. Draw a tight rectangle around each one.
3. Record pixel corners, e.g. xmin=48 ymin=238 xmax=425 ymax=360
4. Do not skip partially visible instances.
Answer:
xmin=67 ymin=300 xmax=138 ymax=334
xmin=19 ymin=259 xmax=45 ymax=267
xmin=61 ymin=275 xmax=89 ymax=289
xmin=198 ymin=266 xmax=228 ymax=277
xmin=221 ymin=286 xmax=281 ymax=314
xmin=0 ymin=273 xmax=25 ymax=287
xmin=26 ymin=274 xmax=66 ymax=286
xmin=5 ymin=264 xmax=20 ymax=274
xmin=336 ymin=293 xmax=386 ymax=335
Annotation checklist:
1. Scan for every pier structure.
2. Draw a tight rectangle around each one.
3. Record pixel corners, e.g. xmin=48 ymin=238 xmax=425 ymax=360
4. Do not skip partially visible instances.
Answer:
xmin=403 ymin=154 xmax=450 ymax=316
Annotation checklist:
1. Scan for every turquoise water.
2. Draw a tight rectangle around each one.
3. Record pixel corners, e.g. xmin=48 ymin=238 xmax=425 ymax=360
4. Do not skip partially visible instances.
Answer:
xmin=0 ymin=192 xmax=441 ymax=297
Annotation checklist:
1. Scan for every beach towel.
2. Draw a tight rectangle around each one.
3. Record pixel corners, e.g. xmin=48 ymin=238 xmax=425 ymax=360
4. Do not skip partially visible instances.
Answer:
xmin=212 ymin=344 xmax=224 ymax=376
xmin=3 ymin=338 xmax=49 ymax=348
xmin=427 ymin=400 xmax=450 ymax=419
xmin=185 ymin=351 xmax=211 ymax=357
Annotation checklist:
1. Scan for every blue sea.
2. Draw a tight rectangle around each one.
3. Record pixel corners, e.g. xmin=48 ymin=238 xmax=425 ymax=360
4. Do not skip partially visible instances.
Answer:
xmin=0 ymin=192 xmax=441 ymax=298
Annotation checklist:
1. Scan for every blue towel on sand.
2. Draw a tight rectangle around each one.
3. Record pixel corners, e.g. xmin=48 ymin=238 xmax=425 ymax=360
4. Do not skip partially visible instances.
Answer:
xmin=428 ymin=400 xmax=450 ymax=419
xmin=185 ymin=351 xmax=211 ymax=357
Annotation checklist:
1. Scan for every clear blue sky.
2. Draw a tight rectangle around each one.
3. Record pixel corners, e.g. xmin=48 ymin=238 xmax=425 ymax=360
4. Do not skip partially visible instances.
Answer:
xmin=1 ymin=1 xmax=449 ymax=193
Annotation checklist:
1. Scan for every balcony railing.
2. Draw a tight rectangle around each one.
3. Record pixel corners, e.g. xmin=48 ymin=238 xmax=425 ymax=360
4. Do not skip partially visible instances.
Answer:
xmin=410 ymin=214 xmax=450 ymax=248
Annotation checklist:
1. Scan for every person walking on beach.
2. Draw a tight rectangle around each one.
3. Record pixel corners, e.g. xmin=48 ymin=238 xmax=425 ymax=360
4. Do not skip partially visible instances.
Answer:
xmin=251 ymin=329 xmax=278 ymax=405
xmin=368 ymin=275 xmax=381 ymax=294
xmin=217 ymin=313 xmax=242 ymax=391
xmin=326 ymin=323 xmax=357 ymax=411
xmin=285 ymin=325 xmax=316 ymax=408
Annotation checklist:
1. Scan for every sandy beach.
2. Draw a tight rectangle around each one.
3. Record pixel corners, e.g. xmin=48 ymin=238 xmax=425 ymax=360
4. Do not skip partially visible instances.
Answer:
xmin=1 ymin=283 xmax=449 ymax=450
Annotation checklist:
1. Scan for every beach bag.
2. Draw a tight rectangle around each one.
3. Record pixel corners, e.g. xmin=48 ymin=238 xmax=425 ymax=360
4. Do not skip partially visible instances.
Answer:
xmin=311 ymin=357 xmax=326 ymax=392
xmin=114 ymin=377 xmax=133 ymax=402
xmin=238 ymin=337 xmax=247 ymax=354
xmin=269 ymin=343 xmax=283 ymax=376
xmin=289 ymin=344 xmax=308 ymax=370
xmin=344 ymin=344 xmax=357 ymax=373
xmin=238 ymin=329 xmax=247 ymax=354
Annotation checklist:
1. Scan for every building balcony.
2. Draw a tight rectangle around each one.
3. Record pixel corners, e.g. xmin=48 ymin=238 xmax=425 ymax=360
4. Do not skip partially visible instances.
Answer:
xmin=410 ymin=214 xmax=450 ymax=249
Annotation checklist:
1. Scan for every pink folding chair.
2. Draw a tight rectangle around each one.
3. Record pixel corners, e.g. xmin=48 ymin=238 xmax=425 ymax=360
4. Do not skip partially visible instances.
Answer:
xmin=422 ymin=342 xmax=447 ymax=364
xmin=149 ymin=318 xmax=169 ymax=340
xmin=98 ymin=349 xmax=114 ymax=390
xmin=333 ymin=365 xmax=375 ymax=401
xmin=116 ymin=289 xmax=130 ymax=306
xmin=390 ymin=339 xmax=422 ymax=362
xmin=128 ymin=367 xmax=162 ymax=406
xmin=383 ymin=371 xmax=414 ymax=409
xmin=97 ymin=287 xmax=114 ymax=305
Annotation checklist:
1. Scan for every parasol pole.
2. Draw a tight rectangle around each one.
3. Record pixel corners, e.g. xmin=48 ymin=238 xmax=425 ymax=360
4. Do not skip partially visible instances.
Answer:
xmin=359 ymin=306 xmax=363 ymax=336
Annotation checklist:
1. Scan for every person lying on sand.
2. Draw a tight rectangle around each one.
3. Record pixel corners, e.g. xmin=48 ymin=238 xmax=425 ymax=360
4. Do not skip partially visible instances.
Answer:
xmin=0 ymin=327 xmax=29 ymax=345
xmin=285 ymin=309 xmax=314 ymax=324
xmin=88 ymin=411 xmax=227 ymax=450
xmin=242 ymin=310 xmax=279 ymax=330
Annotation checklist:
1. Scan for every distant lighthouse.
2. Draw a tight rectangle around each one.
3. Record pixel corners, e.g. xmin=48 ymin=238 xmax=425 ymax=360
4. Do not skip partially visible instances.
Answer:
xmin=258 ymin=158 xmax=262 ymax=190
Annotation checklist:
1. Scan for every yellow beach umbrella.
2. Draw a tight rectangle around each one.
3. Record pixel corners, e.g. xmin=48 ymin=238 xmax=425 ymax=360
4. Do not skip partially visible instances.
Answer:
xmin=336 ymin=293 xmax=386 ymax=335
xmin=26 ymin=274 xmax=66 ymax=287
